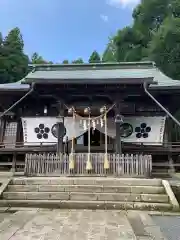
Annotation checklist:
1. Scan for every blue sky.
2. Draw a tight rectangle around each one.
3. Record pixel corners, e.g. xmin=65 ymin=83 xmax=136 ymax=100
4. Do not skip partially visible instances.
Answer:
xmin=0 ymin=0 xmax=139 ymax=63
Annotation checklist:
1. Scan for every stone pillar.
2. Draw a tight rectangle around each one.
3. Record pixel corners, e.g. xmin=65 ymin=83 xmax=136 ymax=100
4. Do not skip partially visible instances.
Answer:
xmin=115 ymin=101 xmax=122 ymax=154
xmin=57 ymin=101 xmax=65 ymax=154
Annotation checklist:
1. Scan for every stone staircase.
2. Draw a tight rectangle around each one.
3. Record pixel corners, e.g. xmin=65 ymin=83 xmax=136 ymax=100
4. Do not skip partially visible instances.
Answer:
xmin=0 ymin=177 xmax=175 ymax=211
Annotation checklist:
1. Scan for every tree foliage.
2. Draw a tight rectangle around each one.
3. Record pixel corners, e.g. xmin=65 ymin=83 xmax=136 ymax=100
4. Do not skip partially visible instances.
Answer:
xmin=102 ymin=38 xmax=117 ymax=62
xmin=62 ymin=60 xmax=69 ymax=64
xmin=0 ymin=28 xmax=29 ymax=83
xmin=72 ymin=58 xmax=84 ymax=64
xmin=31 ymin=52 xmax=48 ymax=64
xmin=149 ymin=17 xmax=180 ymax=79
xmin=89 ymin=51 xmax=101 ymax=63
xmin=102 ymin=0 xmax=180 ymax=79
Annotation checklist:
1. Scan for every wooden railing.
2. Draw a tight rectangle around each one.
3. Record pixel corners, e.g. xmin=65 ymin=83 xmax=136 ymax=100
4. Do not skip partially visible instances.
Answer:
xmin=24 ymin=153 xmax=152 ymax=177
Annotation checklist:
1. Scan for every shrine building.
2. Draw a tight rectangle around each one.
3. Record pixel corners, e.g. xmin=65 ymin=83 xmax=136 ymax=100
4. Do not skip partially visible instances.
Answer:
xmin=0 ymin=61 xmax=180 ymax=177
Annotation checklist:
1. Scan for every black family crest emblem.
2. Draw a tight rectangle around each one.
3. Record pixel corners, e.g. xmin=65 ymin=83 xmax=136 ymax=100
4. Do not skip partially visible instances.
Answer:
xmin=34 ymin=124 xmax=50 ymax=139
xmin=135 ymin=123 xmax=151 ymax=139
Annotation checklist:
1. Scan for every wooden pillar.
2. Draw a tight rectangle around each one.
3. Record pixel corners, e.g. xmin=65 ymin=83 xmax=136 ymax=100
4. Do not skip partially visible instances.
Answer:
xmin=0 ymin=117 xmax=5 ymax=144
xmin=115 ymin=100 xmax=122 ymax=154
xmin=16 ymin=108 xmax=22 ymax=146
xmin=57 ymin=101 xmax=65 ymax=154
xmin=167 ymin=117 xmax=175 ymax=174
xmin=11 ymin=153 xmax=16 ymax=174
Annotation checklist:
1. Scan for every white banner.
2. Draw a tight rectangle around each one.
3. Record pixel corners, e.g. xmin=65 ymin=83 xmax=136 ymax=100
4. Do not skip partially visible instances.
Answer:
xmin=21 ymin=117 xmax=86 ymax=146
xmin=21 ymin=116 xmax=166 ymax=146
xmin=96 ymin=116 xmax=166 ymax=145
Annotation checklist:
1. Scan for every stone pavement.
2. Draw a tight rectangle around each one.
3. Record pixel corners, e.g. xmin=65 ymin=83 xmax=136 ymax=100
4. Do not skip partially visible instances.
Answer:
xmin=152 ymin=215 xmax=180 ymax=240
xmin=0 ymin=209 xmax=167 ymax=240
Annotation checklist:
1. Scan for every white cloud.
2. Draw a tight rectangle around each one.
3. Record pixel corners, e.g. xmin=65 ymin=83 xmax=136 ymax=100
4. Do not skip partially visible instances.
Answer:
xmin=100 ymin=14 xmax=109 ymax=22
xmin=107 ymin=0 xmax=140 ymax=8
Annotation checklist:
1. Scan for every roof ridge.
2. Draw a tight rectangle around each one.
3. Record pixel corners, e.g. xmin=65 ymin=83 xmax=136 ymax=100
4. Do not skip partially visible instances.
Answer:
xmin=29 ymin=61 xmax=156 ymax=71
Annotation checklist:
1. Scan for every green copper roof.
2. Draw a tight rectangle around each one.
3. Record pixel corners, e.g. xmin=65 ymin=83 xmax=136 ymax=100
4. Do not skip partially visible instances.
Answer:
xmin=1 ymin=62 xmax=180 ymax=90
xmin=149 ymin=68 xmax=180 ymax=88
xmin=23 ymin=62 xmax=155 ymax=84
xmin=22 ymin=61 xmax=180 ymax=89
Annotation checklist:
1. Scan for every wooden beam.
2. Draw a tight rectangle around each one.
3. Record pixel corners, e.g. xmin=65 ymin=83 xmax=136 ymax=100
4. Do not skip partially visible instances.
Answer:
xmin=0 ymin=145 xmax=176 ymax=154
xmin=114 ymin=98 xmax=123 ymax=154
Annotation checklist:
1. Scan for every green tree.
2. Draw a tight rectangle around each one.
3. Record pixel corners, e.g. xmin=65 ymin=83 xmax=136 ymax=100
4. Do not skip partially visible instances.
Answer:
xmin=102 ymin=38 xmax=117 ymax=62
xmin=170 ymin=0 xmax=180 ymax=18
xmin=113 ymin=27 xmax=146 ymax=62
xmin=112 ymin=0 xmax=173 ymax=63
xmin=72 ymin=58 xmax=84 ymax=64
xmin=110 ymin=0 xmax=180 ymax=80
xmin=3 ymin=27 xmax=24 ymax=51
xmin=0 ymin=32 xmax=8 ymax=84
xmin=133 ymin=0 xmax=170 ymax=45
xmin=149 ymin=17 xmax=180 ymax=79
xmin=62 ymin=60 xmax=69 ymax=64
xmin=31 ymin=52 xmax=47 ymax=64
xmin=2 ymin=27 xmax=29 ymax=83
xmin=89 ymin=51 xmax=101 ymax=63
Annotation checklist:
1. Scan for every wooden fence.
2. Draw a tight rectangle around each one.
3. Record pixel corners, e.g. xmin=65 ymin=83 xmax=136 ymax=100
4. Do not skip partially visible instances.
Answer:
xmin=24 ymin=153 xmax=152 ymax=177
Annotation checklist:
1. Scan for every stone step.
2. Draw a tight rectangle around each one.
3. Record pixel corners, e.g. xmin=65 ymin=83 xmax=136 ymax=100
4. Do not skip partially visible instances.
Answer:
xmin=11 ymin=177 xmax=162 ymax=186
xmin=6 ymin=184 xmax=166 ymax=194
xmin=2 ymin=192 xmax=169 ymax=203
xmin=0 ymin=172 xmax=13 ymax=178
xmin=0 ymin=199 xmax=173 ymax=211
